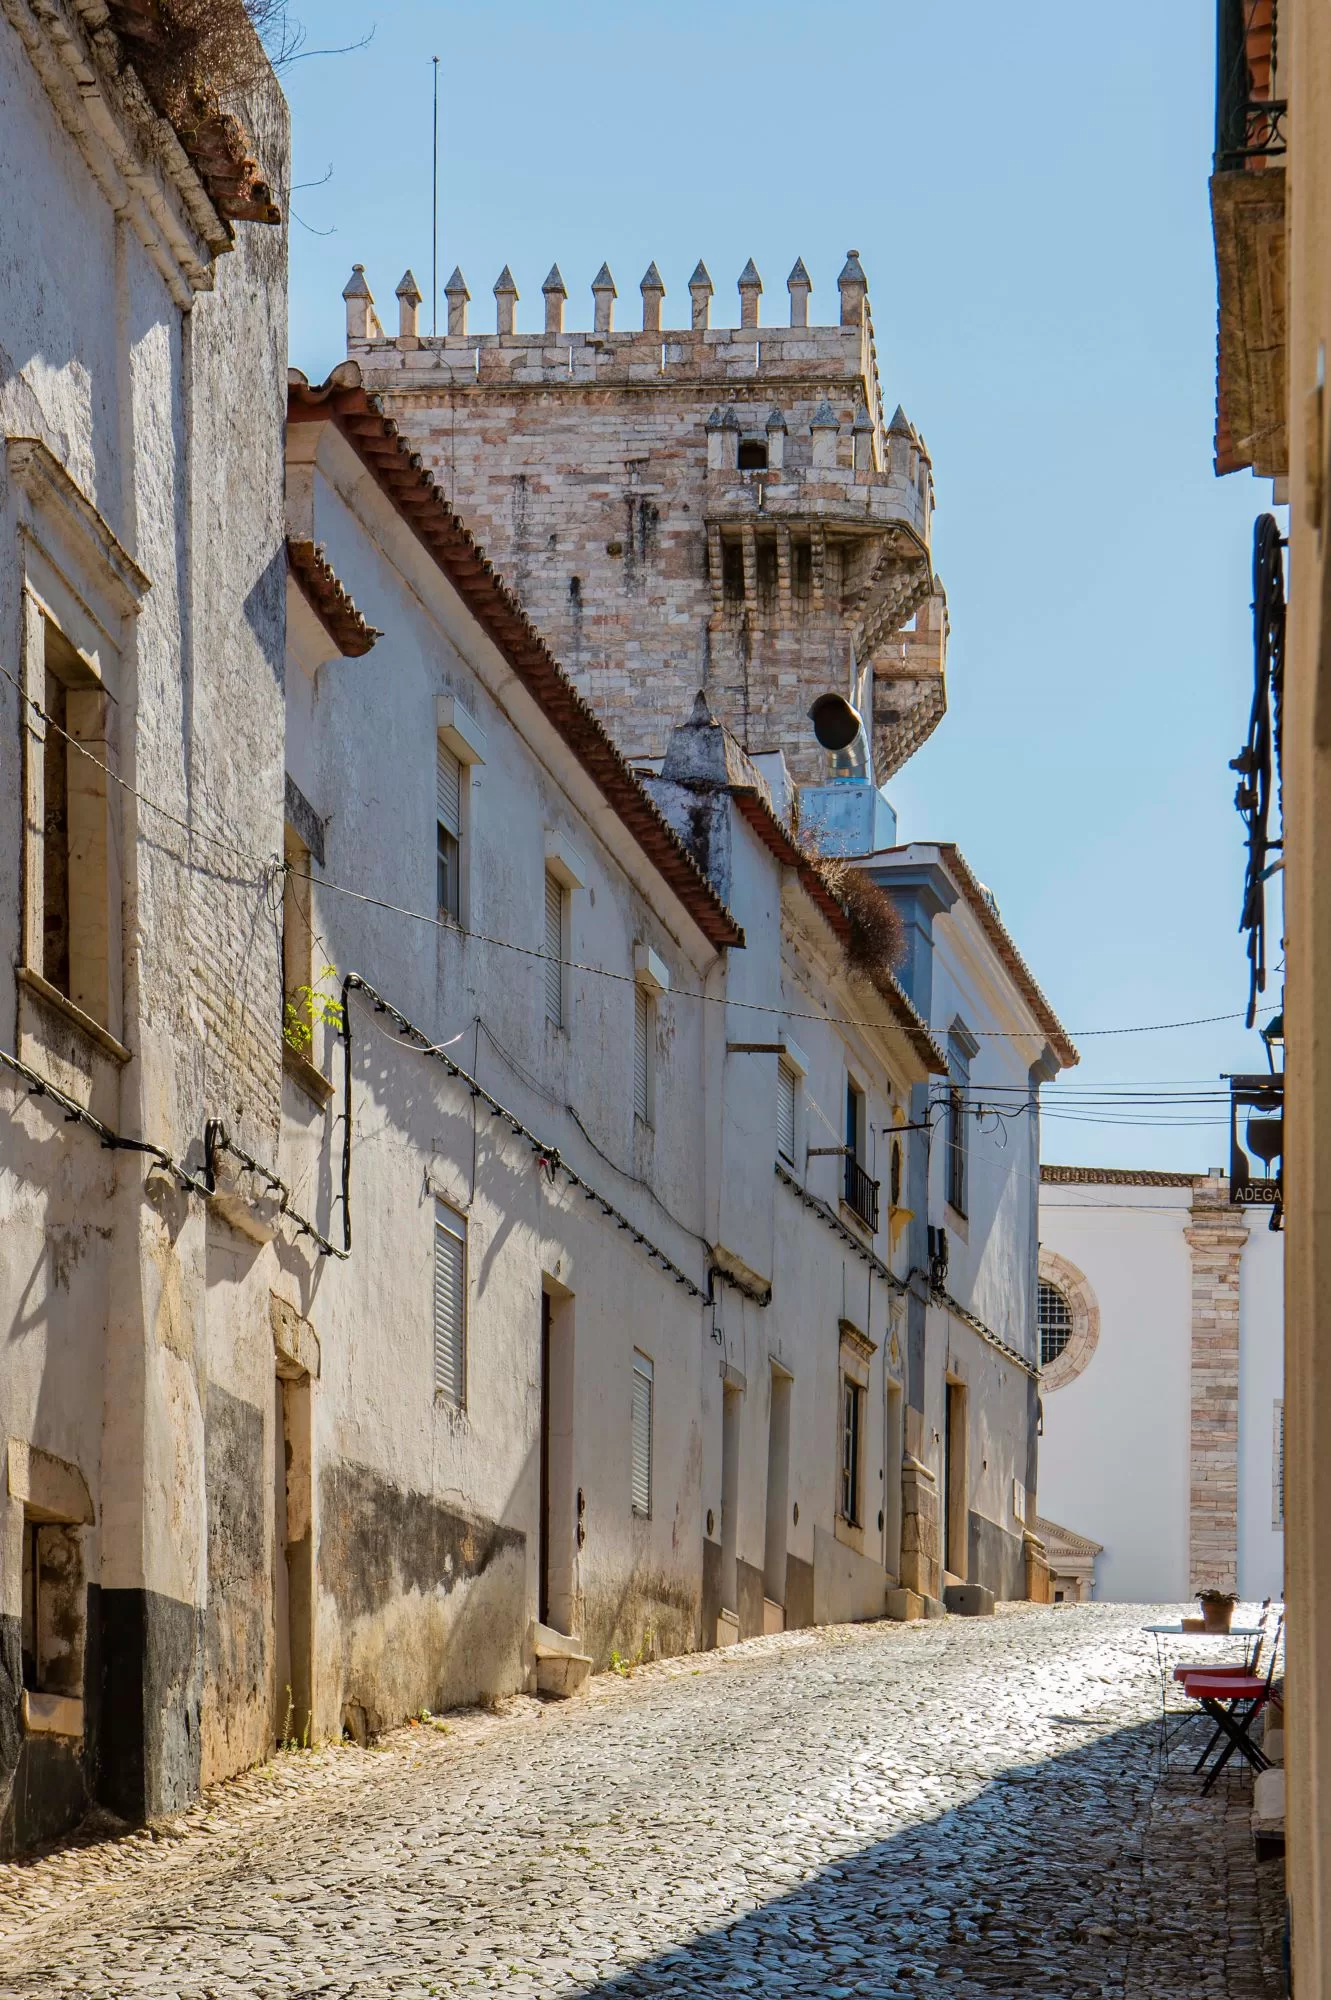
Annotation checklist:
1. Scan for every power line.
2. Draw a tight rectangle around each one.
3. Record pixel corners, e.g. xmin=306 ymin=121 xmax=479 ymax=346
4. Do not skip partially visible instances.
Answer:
xmin=1 ymin=657 xmax=1262 ymax=1048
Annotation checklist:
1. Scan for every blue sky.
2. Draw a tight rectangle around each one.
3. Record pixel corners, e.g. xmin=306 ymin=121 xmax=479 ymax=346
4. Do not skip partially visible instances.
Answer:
xmin=281 ymin=0 xmax=1277 ymax=1171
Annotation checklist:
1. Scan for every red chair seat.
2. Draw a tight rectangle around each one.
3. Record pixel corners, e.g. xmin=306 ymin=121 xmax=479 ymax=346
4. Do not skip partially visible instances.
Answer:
xmin=1178 ymin=1671 xmax=1264 ymax=1697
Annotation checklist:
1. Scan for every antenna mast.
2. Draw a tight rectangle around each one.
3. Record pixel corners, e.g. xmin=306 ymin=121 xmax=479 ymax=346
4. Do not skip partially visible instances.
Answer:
xmin=431 ymin=55 xmax=440 ymax=336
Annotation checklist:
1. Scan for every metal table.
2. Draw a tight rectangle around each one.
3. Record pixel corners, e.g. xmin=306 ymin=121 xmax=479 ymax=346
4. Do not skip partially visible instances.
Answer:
xmin=1142 ymin=1622 xmax=1265 ymax=1772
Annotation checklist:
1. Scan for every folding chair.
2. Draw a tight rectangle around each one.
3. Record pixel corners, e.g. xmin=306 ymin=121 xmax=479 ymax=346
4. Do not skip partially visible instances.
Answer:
xmin=1170 ymin=1599 xmax=1273 ymax=1770
xmin=1176 ymin=1613 xmax=1284 ymax=1794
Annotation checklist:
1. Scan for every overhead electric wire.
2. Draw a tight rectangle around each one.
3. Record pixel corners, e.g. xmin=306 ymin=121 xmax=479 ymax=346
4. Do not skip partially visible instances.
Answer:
xmin=0 ymin=656 xmax=1262 ymax=1045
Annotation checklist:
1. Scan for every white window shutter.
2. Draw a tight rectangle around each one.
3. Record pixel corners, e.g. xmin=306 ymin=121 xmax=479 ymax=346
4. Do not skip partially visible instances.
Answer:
xmin=776 ymin=1060 xmax=796 ymax=1164
xmin=544 ymin=872 xmax=563 ymax=1026
xmin=631 ymin=1353 xmax=653 ymax=1517
xmin=433 ymin=1206 xmax=466 ymax=1406
xmin=437 ymin=743 xmax=462 ymax=838
xmin=1273 ymin=1400 xmax=1285 ymax=1529
xmin=634 ymin=986 xmax=650 ymax=1121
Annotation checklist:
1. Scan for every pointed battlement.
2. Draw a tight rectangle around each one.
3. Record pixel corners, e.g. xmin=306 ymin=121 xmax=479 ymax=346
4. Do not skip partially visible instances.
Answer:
xmin=341 ymin=249 xmax=877 ymax=345
xmin=346 ymin=250 xmax=946 ymax=783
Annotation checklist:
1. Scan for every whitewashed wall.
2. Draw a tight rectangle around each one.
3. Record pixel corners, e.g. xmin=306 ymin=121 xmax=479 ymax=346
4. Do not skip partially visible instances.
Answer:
xmin=1037 ymin=1180 xmax=1284 ymax=1602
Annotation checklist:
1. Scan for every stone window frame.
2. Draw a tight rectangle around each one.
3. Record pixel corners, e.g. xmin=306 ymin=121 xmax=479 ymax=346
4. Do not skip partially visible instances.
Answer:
xmin=1036 ymin=1249 xmax=1100 ymax=1391
xmin=9 ymin=439 xmax=148 ymax=1072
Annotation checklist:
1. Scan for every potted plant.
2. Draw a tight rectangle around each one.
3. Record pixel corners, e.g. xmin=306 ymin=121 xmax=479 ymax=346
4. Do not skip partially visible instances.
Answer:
xmin=1199 ymin=1588 xmax=1239 ymax=1633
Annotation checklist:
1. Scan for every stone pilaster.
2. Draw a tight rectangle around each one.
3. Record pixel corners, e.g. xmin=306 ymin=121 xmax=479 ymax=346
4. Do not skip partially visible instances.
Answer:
xmin=900 ymin=1455 xmax=941 ymax=1600
xmin=1184 ymin=1177 xmax=1248 ymax=1593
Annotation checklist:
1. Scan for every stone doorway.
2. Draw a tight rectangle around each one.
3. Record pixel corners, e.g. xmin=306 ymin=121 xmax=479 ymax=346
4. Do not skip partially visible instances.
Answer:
xmin=539 ymin=1284 xmax=576 ymax=1636
xmin=272 ymin=1368 xmax=313 ymax=1749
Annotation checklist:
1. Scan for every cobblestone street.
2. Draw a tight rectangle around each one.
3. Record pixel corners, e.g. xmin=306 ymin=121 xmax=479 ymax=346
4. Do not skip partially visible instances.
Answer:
xmin=0 ymin=1606 xmax=1281 ymax=1999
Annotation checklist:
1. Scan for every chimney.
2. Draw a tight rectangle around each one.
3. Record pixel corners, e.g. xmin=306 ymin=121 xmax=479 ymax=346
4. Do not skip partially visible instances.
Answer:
xmin=493 ymin=265 xmax=519 ymax=337
xmin=591 ymin=262 xmax=617 ymax=335
xmin=689 ymin=260 xmax=713 ymax=332
xmin=395 ymin=268 xmax=422 ymax=339
xmin=640 ymin=261 xmax=666 ymax=333
xmin=542 ymin=264 xmax=567 ymax=337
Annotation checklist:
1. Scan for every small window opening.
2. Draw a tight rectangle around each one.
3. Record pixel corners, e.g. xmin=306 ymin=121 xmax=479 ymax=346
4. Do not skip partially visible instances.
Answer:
xmin=631 ymin=1352 xmax=654 ymax=1518
xmin=840 ymin=1376 xmax=863 ymax=1525
xmin=1038 ymin=1281 xmax=1074 ymax=1368
xmin=544 ymin=870 xmax=565 ymax=1028
xmin=737 ymin=438 xmax=768 ymax=472
xmin=38 ymin=621 xmax=114 ymax=1025
xmin=776 ymin=1060 xmax=797 ymax=1166
xmin=634 ymin=984 xmax=656 ymax=1126
xmin=437 ymin=741 xmax=462 ymax=923
xmin=21 ymin=1514 xmax=85 ymax=1697
xmin=283 ymin=824 xmax=313 ymax=1044
xmin=433 ymin=1201 xmax=467 ymax=1407
xmin=791 ymin=539 xmax=812 ymax=605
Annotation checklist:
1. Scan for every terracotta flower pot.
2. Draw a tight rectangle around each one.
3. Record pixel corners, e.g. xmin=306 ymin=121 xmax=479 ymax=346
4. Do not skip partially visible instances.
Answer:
xmin=1200 ymin=1593 xmax=1237 ymax=1633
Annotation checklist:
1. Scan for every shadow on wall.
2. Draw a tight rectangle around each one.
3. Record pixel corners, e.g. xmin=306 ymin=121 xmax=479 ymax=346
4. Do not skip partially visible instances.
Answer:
xmin=566 ymin=1718 xmax=1268 ymax=1999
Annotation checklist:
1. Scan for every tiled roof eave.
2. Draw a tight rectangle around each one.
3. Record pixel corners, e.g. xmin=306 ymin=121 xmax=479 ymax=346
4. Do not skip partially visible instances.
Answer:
xmin=101 ymin=2 xmax=281 ymax=227
xmin=730 ymin=788 xmax=945 ymax=1075
xmin=286 ymin=537 xmax=380 ymax=657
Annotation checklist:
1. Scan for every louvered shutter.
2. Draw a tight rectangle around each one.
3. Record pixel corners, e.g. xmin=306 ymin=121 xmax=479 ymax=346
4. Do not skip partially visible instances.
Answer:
xmin=544 ymin=872 xmax=563 ymax=1026
xmin=631 ymin=1354 xmax=653 ymax=1517
xmin=436 ymin=744 xmax=462 ymax=836
xmin=776 ymin=1060 xmax=796 ymax=1164
xmin=634 ymin=985 xmax=650 ymax=1121
xmin=433 ymin=1206 xmax=466 ymax=1406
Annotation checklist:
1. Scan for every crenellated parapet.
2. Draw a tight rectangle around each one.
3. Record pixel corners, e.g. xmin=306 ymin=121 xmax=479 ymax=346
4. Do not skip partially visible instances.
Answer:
xmin=345 ymin=252 xmax=947 ymax=783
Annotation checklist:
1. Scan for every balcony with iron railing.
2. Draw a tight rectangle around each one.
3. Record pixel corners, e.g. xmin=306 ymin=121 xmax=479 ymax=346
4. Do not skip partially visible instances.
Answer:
xmin=1215 ymin=0 xmax=1285 ymax=173
xmin=1211 ymin=0 xmax=1288 ymax=478
xmin=843 ymin=1155 xmax=880 ymax=1234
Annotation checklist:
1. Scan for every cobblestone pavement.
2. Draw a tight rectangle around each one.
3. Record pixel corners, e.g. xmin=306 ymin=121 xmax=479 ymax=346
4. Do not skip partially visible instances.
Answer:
xmin=0 ymin=1604 xmax=1282 ymax=1999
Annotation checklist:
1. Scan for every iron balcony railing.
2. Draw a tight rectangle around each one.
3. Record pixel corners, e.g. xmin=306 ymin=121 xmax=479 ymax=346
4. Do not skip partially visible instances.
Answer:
xmin=1215 ymin=0 xmax=1286 ymax=172
xmin=843 ymin=1156 xmax=880 ymax=1233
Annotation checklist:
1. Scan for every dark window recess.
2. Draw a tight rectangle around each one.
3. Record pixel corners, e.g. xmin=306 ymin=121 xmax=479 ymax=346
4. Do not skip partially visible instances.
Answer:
xmin=721 ymin=539 xmax=745 ymax=605
xmin=890 ymin=1139 xmax=902 ymax=1208
xmin=946 ymin=1081 xmax=966 ymax=1214
xmin=756 ymin=538 xmax=778 ymax=611
xmin=791 ymin=540 xmax=812 ymax=603
xmin=1038 ymin=1281 xmax=1074 ymax=1367
xmin=437 ymin=824 xmax=460 ymax=921
xmin=738 ymin=438 xmax=768 ymax=471
xmin=840 ymin=1377 xmax=862 ymax=1525
xmin=42 ymin=665 xmax=70 ymax=996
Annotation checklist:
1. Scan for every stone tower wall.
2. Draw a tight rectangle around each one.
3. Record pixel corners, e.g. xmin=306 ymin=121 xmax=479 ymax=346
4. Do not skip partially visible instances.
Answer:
xmin=347 ymin=257 xmax=947 ymax=784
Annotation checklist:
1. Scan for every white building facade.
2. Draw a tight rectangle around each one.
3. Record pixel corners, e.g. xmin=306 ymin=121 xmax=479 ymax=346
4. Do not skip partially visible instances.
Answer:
xmin=0 ymin=4 xmax=286 ymax=1851
xmin=1036 ymin=1167 xmax=1284 ymax=1603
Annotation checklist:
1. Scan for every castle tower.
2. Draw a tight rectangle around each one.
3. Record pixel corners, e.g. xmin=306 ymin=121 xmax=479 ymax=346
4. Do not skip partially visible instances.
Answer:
xmin=343 ymin=252 xmax=947 ymax=784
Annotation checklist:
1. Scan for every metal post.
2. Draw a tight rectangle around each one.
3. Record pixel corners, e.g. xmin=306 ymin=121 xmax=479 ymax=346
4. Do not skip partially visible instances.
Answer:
xmin=432 ymin=55 xmax=440 ymax=336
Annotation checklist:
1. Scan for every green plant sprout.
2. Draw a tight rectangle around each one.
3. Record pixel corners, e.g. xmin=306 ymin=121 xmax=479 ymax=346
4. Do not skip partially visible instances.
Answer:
xmin=284 ymin=963 xmax=344 ymax=1056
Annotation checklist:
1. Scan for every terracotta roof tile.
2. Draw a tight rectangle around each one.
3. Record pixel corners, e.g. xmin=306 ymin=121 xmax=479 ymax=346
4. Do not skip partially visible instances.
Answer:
xmin=286 ymin=538 xmax=379 ymax=657
xmin=103 ymin=3 xmax=281 ymax=227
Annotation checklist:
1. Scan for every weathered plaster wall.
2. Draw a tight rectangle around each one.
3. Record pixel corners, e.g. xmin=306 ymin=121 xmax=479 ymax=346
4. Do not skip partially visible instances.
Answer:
xmin=0 ymin=6 xmax=289 ymax=1846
